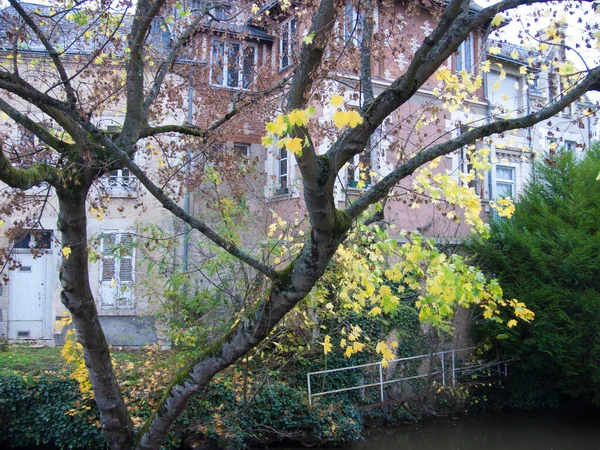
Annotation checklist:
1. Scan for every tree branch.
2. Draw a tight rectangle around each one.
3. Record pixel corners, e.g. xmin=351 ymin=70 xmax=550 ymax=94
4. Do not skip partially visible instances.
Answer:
xmin=0 ymin=98 xmax=73 ymax=154
xmin=8 ymin=0 xmax=77 ymax=106
xmin=79 ymin=122 xmax=278 ymax=278
xmin=360 ymin=0 xmax=374 ymax=106
xmin=346 ymin=65 xmax=600 ymax=219
xmin=0 ymin=142 xmax=59 ymax=190
xmin=118 ymin=0 xmax=167 ymax=150
xmin=143 ymin=5 xmax=211 ymax=116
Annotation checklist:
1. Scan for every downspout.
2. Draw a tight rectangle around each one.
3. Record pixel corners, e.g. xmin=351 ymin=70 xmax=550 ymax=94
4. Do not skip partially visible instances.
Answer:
xmin=481 ymin=25 xmax=494 ymax=202
xmin=526 ymin=70 xmax=533 ymax=179
xmin=182 ymin=79 xmax=193 ymax=274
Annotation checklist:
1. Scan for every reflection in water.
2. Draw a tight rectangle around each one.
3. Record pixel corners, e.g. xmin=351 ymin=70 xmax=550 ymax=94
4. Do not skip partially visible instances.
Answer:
xmin=345 ymin=412 xmax=600 ymax=450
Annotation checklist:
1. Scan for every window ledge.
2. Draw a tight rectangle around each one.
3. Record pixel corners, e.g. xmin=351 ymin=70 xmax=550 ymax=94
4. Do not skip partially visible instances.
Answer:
xmin=97 ymin=309 xmax=136 ymax=316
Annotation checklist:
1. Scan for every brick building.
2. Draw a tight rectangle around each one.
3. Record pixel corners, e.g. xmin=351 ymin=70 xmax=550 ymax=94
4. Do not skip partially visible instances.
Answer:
xmin=0 ymin=0 xmax=595 ymax=345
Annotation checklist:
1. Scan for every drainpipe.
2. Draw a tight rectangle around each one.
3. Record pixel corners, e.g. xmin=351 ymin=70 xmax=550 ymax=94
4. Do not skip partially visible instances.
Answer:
xmin=525 ymin=70 xmax=533 ymax=180
xmin=481 ymin=26 xmax=494 ymax=202
xmin=182 ymin=80 xmax=193 ymax=274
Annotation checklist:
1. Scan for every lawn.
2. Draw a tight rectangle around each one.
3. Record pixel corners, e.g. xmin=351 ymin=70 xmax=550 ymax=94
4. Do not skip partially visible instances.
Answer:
xmin=0 ymin=346 xmax=63 ymax=375
xmin=0 ymin=345 xmax=163 ymax=376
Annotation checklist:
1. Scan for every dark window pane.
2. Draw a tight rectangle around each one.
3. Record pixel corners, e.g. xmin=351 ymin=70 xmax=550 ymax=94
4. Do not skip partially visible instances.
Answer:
xmin=227 ymin=43 xmax=240 ymax=88
xmin=212 ymin=41 xmax=224 ymax=85
xmin=14 ymin=231 xmax=52 ymax=250
xmin=243 ymin=46 xmax=255 ymax=89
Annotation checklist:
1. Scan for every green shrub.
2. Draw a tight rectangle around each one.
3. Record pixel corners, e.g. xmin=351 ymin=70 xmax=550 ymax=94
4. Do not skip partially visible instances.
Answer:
xmin=0 ymin=372 xmax=105 ymax=449
xmin=468 ymin=145 xmax=600 ymax=406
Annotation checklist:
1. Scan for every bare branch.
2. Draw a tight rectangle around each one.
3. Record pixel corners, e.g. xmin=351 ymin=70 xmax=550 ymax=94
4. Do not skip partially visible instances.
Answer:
xmin=360 ymin=0 xmax=374 ymax=106
xmin=78 ymin=122 xmax=278 ymax=278
xmin=346 ymin=65 xmax=600 ymax=219
xmin=118 ymin=0 xmax=168 ymax=150
xmin=7 ymin=0 xmax=77 ymax=106
xmin=143 ymin=5 xmax=211 ymax=115
xmin=0 ymin=98 xmax=73 ymax=154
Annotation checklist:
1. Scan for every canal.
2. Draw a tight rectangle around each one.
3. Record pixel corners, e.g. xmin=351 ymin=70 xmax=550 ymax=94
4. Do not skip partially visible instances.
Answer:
xmin=279 ymin=409 xmax=600 ymax=450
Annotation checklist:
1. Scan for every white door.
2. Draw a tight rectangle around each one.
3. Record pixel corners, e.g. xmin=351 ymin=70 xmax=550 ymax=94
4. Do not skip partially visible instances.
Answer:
xmin=8 ymin=252 xmax=48 ymax=340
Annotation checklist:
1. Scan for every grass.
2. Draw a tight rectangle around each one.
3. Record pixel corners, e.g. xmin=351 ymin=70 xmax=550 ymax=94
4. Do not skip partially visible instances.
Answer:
xmin=0 ymin=345 xmax=169 ymax=376
xmin=0 ymin=346 xmax=63 ymax=375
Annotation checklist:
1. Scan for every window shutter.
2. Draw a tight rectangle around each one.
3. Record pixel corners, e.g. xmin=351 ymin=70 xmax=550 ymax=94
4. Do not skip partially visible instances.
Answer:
xmin=99 ymin=232 xmax=135 ymax=310
xmin=100 ymin=233 xmax=117 ymax=307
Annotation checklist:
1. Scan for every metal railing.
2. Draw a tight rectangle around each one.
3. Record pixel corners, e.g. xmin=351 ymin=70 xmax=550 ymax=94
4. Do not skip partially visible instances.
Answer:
xmin=307 ymin=347 xmax=511 ymax=406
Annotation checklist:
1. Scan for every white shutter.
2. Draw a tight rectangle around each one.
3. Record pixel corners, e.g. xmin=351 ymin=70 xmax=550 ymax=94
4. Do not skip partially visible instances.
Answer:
xmin=99 ymin=233 xmax=117 ymax=308
xmin=116 ymin=233 xmax=134 ymax=309
xmin=99 ymin=232 xmax=135 ymax=310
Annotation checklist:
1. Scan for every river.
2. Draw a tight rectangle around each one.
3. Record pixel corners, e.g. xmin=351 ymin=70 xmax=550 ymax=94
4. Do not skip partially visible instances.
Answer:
xmin=279 ymin=410 xmax=600 ymax=450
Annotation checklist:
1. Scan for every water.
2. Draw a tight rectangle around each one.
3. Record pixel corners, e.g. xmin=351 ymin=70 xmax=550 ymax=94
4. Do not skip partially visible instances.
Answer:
xmin=345 ymin=412 xmax=600 ymax=450
xmin=343 ymin=411 xmax=600 ymax=450
xmin=277 ymin=410 xmax=600 ymax=450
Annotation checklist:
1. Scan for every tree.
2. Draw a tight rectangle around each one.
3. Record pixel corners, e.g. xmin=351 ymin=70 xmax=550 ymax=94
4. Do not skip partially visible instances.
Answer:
xmin=468 ymin=144 xmax=600 ymax=406
xmin=0 ymin=0 xmax=598 ymax=448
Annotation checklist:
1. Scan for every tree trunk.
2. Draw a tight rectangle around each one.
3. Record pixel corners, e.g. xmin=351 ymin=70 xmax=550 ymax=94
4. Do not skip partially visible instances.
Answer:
xmin=57 ymin=186 xmax=134 ymax=450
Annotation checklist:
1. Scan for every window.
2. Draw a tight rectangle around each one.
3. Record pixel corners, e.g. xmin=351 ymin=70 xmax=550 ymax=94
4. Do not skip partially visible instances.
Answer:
xmin=234 ymin=142 xmax=250 ymax=157
xmin=277 ymin=147 xmax=289 ymax=194
xmin=488 ymin=71 xmax=522 ymax=115
xmin=188 ymin=0 xmax=203 ymax=10
xmin=347 ymin=126 xmax=383 ymax=189
xmin=101 ymin=168 xmax=137 ymax=197
xmin=99 ymin=232 xmax=135 ymax=310
xmin=564 ymin=140 xmax=576 ymax=152
xmin=211 ymin=4 xmax=234 ymax=20
xmin=13 ymin=231 xmax=52 ymax=251
xmin=344 ymin=3 xmax=365 ymax=45
xmin=280 ymin=18 xmax=297 ymax=70
xmin=347 ymin=151 xmax=373 ymax=188
xmin=455 ymin=35 xmax=473 ymax=73
xmin=211 ymin=40 xmax=256 ymax=89
xmin=548 ymin=137 xmax=577 ymax=153
xmin=495 ymin=166 xmax=515 ymax=198
xmin=529 ymin=72 xmax=542 ymax=95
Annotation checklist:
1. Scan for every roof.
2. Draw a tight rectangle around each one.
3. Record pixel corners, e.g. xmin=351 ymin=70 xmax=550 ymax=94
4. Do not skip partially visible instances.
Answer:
xmin=0 ymin=2 xmax=273 ymax=60
xmin=487 ymin=40 xmax=543 ymax=67
xmin=205 ymin=21 xmax=273 ymax=41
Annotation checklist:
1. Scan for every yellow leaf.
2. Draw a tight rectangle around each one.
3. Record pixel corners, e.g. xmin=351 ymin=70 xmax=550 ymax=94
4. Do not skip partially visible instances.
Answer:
xmin=347 ymin=110 xmax=364 ymax=128
xmin=267 ymin=115 xmax=288 ymax=136
xmin=330 ymin=94 xmax=345 ymax=108
xmin=303 ymin=32 xmax=315 ymax=45
xmin=321 ymin=335 xmax=332 ymax=355
xmin=332 ymin=111 xmax=349 ymax=129
xmin=491 ymin=14 xmax=505 ymax=27
xmin=369 ymin=306 xmax=382 ymax=316
xmin=285 ymin=137 xmax=303 ymax=154
xmin=507 ymin=319 xmax=518 ymax=328
xmin=488 ymin=46 xmax=501 ymax=55
xmin=61 ymin=246 xmax=72 ymax=259
xmin=288 ymin=109 xmax=310 ymax=127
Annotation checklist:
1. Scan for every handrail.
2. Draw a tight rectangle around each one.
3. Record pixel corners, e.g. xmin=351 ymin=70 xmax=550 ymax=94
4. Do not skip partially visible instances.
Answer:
xmin=307 ymin=347 xmax=512 ymax=406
